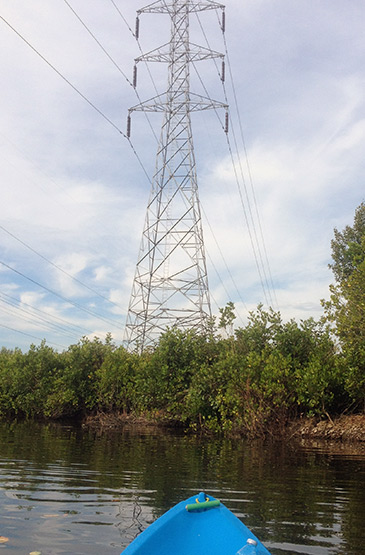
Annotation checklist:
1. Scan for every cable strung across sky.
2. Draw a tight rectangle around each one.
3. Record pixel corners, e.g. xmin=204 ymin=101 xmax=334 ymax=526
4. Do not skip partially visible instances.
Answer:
xmin=0 ymin=13 xmax=156 ymax=186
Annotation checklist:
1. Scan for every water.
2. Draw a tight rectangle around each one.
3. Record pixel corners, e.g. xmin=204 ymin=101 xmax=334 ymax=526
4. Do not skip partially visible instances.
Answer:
xmin=0 ymin=421 xmax=364 ymax=555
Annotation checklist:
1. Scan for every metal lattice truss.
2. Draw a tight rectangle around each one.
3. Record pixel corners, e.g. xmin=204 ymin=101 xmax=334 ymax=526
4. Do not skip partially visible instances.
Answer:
xmin=137 ymin=1 xmax=225 ymax=16
xmin=124 ymin=0 xmax=227 ymax=352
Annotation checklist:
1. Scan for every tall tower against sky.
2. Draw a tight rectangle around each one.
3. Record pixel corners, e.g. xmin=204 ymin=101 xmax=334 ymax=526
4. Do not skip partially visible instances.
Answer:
xmin=124 ymin=0 xmax=227 ymax=352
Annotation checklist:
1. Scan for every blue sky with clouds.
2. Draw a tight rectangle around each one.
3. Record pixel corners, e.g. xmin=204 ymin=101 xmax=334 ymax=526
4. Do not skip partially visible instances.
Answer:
xmin=1 ymin=0 xmax=364 ymax=350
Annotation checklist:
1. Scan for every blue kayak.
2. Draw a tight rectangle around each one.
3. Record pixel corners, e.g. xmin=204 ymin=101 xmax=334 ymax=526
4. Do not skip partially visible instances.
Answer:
xmin=121 ymin=492 xmax=272 ymax=554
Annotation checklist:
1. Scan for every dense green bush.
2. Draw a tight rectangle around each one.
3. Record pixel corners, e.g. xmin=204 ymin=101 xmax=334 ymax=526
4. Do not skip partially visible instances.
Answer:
xmin=323 ymin=202 xmax=365 ymax=411
xmin=0 ymin=306 xmax=359 ymax=434
xmin=96 ymin=346 xmax=137 ymax=413
xmin=0 ymin=342 xmax=64 ymax=417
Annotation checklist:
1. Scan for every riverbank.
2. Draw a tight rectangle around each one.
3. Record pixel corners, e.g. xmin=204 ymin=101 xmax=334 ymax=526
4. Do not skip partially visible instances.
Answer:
xmin=82 ymin=411 xmax=365 ymax=443
xmin=288 ymin=414 xmax=365 ymax=442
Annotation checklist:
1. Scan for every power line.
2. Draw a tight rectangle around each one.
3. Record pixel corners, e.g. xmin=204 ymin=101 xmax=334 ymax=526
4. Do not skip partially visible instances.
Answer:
xmin=0 ymin=16 xmax=125 ymax=136
xmin=62 ymin=0 xmax=133 ymax=87
xmin=109 ymin=0 xmax=136 ymax=37
xmin=0 ymin=224 xmax=124 ymax=311
xmin=225 ymin=123 xmax=274 ymax=307
xmin=188 ymin=18 xmax=269 ymax=309
xmin=204 ymin=249 xmax=246 ymax=327
xmin=0 ymin=260 xmax=124 ymax=330
xmin=224 ymin=134 xmax=271 ymax=307
xmin=0 ymin=302 xmax=74 ymax=342
xmin=201 ymin=207 xmax=248 ymax=315
xmin=0 ymin=14 xmax=152 ymax=184
xmin=0 ymin=291 xmax=93 ymax=338
xmin=195 ymin=10 xmax=277 ymax=309
xmin=222 ymin=34 xmax=279 ymax=310
xmin=109 ymin=0 xmax=161 ymax=97
xmin=193 ymin=68 xmax=273 ymax=307
xmin=0 ymin=323 xmax=67 ymax=349
xmin=107 ymin=0 xmax=162 ymax=145
xmin=63 ymin=0 xmax=160 ymax=146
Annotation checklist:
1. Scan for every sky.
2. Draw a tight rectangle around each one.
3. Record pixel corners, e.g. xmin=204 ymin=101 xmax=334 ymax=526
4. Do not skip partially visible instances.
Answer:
xmin=0 ymin=0 xmax=364 ymax=351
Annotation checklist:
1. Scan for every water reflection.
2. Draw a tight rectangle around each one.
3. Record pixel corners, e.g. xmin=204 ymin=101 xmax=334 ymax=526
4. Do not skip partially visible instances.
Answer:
xmin=0 ymin=421 xmax=364 ymax=554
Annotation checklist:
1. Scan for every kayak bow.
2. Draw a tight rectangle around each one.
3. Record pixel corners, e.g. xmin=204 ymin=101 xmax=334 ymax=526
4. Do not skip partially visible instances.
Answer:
xmin=121 ymin=492 xmax=272 ymax=554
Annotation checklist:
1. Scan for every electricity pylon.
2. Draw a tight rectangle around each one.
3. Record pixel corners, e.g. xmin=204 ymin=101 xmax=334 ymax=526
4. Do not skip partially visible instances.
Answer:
xmin=124 ymin=0 xmax=228 ymax=352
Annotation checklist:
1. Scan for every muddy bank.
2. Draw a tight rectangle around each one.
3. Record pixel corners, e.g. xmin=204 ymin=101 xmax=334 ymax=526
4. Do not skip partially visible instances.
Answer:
xmin=83 ymin=412 xmax=365 ymax=443
xmin=82 ymin=411 xmax=182 ymax=433
xmin=289 ymin=414 xmax=365 ymax=443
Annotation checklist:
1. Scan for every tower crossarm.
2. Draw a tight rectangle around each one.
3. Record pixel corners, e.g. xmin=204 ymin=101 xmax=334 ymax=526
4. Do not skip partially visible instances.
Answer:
xmin=136 ymin=42 xmax=224 ymax=64
xmin=138 ymin=1 xmax=225 ymax=15
xmin=129 ymin=92 xmax=227 ymax=113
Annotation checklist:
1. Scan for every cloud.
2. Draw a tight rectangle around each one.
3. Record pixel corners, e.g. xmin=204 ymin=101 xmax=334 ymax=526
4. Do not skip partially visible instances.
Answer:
xmin=200 ymin=67 xmax=365 ymax=323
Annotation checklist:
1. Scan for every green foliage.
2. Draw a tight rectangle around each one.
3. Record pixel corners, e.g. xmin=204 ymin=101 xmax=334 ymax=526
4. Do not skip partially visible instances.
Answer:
xmin=323 ymin=202 xmax=365 ymax=410
xmin=235 ymin=304 xmax=282 ymax=354
xmin=96 ymin=346 xmax=137 ymax=412
xmin=47 ymin=336 xmax=114 ymax=417
xmin=0 ymin=342 xmax=64 ymax=417
xmin=0 ymin=301 xmax=360 ymax=433
xmin=0 ymin=347 xmax=26 ymax=416
xmin=133 ymin=328 xmax=213 ymax=419
xmin=218 ymin=301 xmax=236 ymax=337
xmin=329 ymin=202 xmax=365 ymax=282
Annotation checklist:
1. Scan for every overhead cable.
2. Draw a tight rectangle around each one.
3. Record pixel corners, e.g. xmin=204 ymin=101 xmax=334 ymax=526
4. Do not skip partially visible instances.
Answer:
xmin=0 ymin=16 xmax=124 ymax=136
xmin=196 ymin=10 xmax=277 ymax=309
xmin=201 ymin=207 xmax=248 ymax=316
xmin=0 ymin=14 xmax=152 ymax=184
xmin=188 ymin=21 xmax=266 ymax=308
xmin=109 ymin=0 xmax=136 ymax=37
xmin=0 ymin=323 xmax=67 ymax=349
xmin=0 ymin=260 xmax=124 ymax=330
xmin=62 ymin=0 xmax=133 ymax=87
xmin=0 ymin=301 xmax=76 ymax=341
xmin=0 ymin=224 xmax=124 ymax=311
xmin=0 ymin=291 xmax=93 ymax=337
xmin=221 ymin=33 xmax=278 ymax=309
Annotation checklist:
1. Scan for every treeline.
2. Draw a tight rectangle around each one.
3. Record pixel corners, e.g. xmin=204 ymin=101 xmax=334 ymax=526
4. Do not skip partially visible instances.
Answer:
xmin=0 ymin=305 xmax=362 ymax=436
xmin=1 ymin=203 xmax=364 ymax=436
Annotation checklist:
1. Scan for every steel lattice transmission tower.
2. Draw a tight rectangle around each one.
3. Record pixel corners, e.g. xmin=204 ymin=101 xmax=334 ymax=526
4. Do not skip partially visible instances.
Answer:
xmin=124 ymin=0 xmax=228 ymax=352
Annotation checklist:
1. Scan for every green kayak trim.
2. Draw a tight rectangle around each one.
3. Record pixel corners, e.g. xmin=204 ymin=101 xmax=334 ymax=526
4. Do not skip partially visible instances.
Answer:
xmin=186 ymin=499 xmax=221 ymax=512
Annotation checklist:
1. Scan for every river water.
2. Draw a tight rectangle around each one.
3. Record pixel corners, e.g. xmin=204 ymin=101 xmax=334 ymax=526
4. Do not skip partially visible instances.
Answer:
xmin=0 ymin=421 xmax=364 ymax=555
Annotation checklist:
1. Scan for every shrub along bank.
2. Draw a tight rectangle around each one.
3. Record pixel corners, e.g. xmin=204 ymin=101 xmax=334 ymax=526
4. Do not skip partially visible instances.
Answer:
xmin=0 ymin=306 xmax=362 ymax=437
